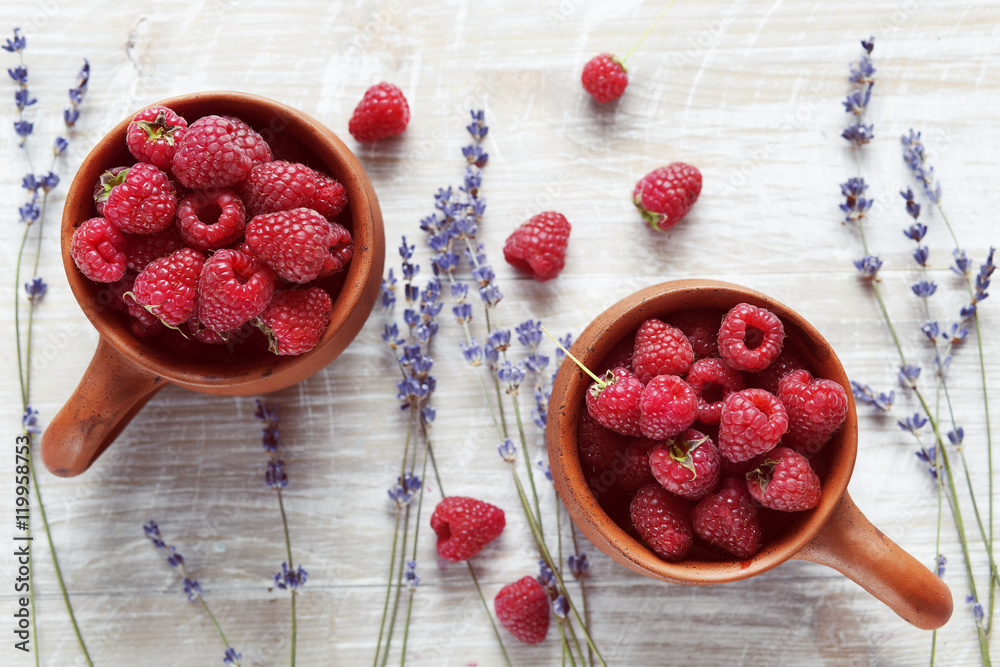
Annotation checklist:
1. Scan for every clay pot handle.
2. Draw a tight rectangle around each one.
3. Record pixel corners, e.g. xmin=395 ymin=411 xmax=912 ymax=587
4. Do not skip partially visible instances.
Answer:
xmin=794 ymin=490 xmax=953 ymax=630
xmin=40 ymin=338 xmax=163 ymax=477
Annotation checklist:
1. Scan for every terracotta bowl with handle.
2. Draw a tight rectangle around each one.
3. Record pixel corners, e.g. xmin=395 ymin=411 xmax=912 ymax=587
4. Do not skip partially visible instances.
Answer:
xmin=42 ymin=91 xmax=385 ymax=477
xmin=546 ymin=279 xmax=953 ymax=630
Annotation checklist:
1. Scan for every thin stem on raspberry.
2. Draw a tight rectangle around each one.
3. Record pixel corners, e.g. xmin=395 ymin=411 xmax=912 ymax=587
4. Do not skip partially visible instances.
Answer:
xmin=541 ymin=325 xmax=606 ymax=387
xmin=621 ymin=0 xmax=678 ymax=64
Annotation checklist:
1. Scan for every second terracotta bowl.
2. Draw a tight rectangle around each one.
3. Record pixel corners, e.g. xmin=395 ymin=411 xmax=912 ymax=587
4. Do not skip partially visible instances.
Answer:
xmin=546 ymin=280 xmax=953 ymax=630
xmin=42 ymin=91 xmax=385 ymax=477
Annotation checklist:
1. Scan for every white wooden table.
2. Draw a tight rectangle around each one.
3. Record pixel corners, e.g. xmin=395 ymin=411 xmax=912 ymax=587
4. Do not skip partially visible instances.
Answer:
xmin=1 ymin=0 xmax=997 ymax=664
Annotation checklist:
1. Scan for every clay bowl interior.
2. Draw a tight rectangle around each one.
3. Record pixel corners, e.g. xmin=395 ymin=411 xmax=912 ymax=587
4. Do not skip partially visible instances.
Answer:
xmin=60 ymin=91 xmax=385 ymax=395
xmin=546 ymin=279 xmax=858 ymax=585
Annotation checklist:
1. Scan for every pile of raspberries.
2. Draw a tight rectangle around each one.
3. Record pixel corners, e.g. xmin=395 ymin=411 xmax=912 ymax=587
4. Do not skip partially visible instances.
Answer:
xmin=578 ymin=303 xmax=850 ymax=561
xmin=70 ymin=105 xmax=354 ymax=356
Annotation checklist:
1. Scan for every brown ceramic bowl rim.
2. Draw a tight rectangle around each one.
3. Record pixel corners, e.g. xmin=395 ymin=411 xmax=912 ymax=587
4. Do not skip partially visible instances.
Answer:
xmin=60 ymin=91 xmax=382 ymax=394
xmin=546 ymin=279 xmax=858 ymax=584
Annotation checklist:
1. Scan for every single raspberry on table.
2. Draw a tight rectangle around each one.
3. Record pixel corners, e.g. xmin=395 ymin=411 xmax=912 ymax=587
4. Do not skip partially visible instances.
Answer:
xmin=649 ymin=428 xmax=721 ymax=500
xmin=717 ymin=303 xmax=785 ymax=372
xmin=430 ymin=496 xmax=505 ymax=563
xmin=691 ymin=477 xmax=762 ymax=559
xmin=239 ymin=160 xmax=348 ymax=219
xmin=125 ymin=105 xmax=188 ymax=170
xmin=131 ymin=247 xmax=206 ymax=327
xmin=96 ymin=163 xmax=177 ymax=234
xmin=631 ymin=317 xmax=694 ymax=383
xmin=125 ymin=228 xmax=184 ymax=273
xmin=577 ymin=409 xmax=626 ymax=472
xmin=177 ymin=189 xmax=246 ymax=252
xmin=777 ymin=369 xmax=849 ymax=455
xmin=224 ymin=115 xmax=273 ymax=167
xmin=585 ymin=366 xmax=645 ymax=437
xmin=245 ymin=208 xmax=347 ymax=283
xmin=685 ymin=357 xmax=745 ymax=425
xmin=633 ymin=163 xmax=702 ymax=232
xmin=581 ymin=53 xmax=628 ymax=103
xmin=503 ymin=211 xmax=571 ymax=282
xmin=348 ymin=82 xmax=410 ymax=142
xmin=197 ymin=249 xmax=276 ymax=333
xmin=746 ymin=446 xmax=822 ymax=512
xmin=494 ymin=576 xmax=550 ymax=644
xmin=256 ymin=287 xmax=332 ymax=356
xmin=747 ymin=345 xmax=806 ymax=393
xmin=171 ymin=115 xmax=254 ymax=189
xmin=613 ymin=438 xmax=657 ymax=492
xmin=630 ymin=483 xmax=693 ymax=561
xmin=718 ymin=388 xmax=789 ymax=463
xmin=71 ymin=217 xmax=127 ymax=283
xmin=638 ymin=374 xmax=698 ymax=440
xmin=668 ymin=309 xmax=722 ymax=359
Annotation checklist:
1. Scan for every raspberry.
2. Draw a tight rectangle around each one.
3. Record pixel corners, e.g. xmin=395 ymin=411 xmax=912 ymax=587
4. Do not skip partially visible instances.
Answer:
xmin=187 ymin=316 xmax=228 ymax=345
xmin=131 ymin=247 xmax=206 ymax=327
xmin=177 ymin=189 xmax=246 ymax=252
xmin=239 ymin=160 xmax=347 ymax=219
xmin=256 ymin=287 xmax=332 ymax=356
xmin=692 ymin=478 xmax=762 ymax=559
xmin=685 ymin=357 xmax=745 ymax=424
xmin=316 ymin=221 xmax=354 ymax=278
xmin=125 ymin=228 xmax=184 ymax=273
xmin=747 ymin=346 xmax=806 ymax=393
xmin=494 ymin=576 xmax=550 ymax=644
xmin=224 ymin=116 xmax=272 ymax=167
xmin=649 ymin=428 xmax=721 ymax=500
xmin=597 ymin=335 xmax=635 ymax=375
xmin=613 ymin=438 xmax=657 ymax=492
xmin=430 ymin=496 xmax=505 ymax=563
xmin=630 ymin=484 xmax=693 ymax=561
xmin=631 ymin=318 xmax=694 ymax=383
xmin=71 ymin=217 xmax=127 ymax=283
xmin=245 ymin=208 xmax=347 ymax=283
xmin=107 ymin=272 xmax=164 ymax=338
xmin=503 ymin=211 xmax=571 ymax=282
xmin=125 ymin=105 xmax=188 ymax=170
xmin=585 ymin=367 xmax=644 ymax=436
xmin=638 ymin=374 xmax=698 ymax=440
xmin=581 ymin=53 xmax=628 ymax=103
xmin=718 ymin=388 xmax=789 ymax=463
xmin=633 ymin=163 xmax=702 ymax=231
xmin=776 ymin=369 xmax=849 ymax=455
xmin=746 ymin=446 xmax=822 ymax=512
xmin=717 ymin=303 xmax=785 ymax=372
xmin=197 ymin=249 xmax=275 ymax=333
xmin=172 ymin=115 xmax=254 ymax=189
xmin=668 ymin=309 xmax=722 ymax=359
xmin=97 ymin=163 xmax=177 ymax=234
xmin=577 ymin=409 xmax=626 ymax=472
xmin=348 ymin=82 xmax=410 ymax=142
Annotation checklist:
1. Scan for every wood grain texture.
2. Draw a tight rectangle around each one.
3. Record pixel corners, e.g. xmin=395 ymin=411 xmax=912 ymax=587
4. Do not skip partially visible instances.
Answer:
xmin=0 ymin=0 xmax=997 ymax=664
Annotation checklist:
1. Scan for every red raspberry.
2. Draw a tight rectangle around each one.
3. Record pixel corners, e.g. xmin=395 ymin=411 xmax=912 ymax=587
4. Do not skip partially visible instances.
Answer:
xmin=748 ymin=346 xmax=806 ymax=393
xmin=746 ymin=446 xmax=822 ymax=512
xmin=317 ymin=221 xmax=354 ymax=278
xmin=649 ymin=428 xmax=721 ymax=500
xmin=718 ymin=388 xmax=789 ymax=463
xmin=125 ymin=105 xmax=188 ymax=170
xmin=239 ymin=160 xmax=347 ymax=219
xmin=494 ymin=576 xmax=550 ymax=644
xmin=430 ymin=496 xmax=505 ymax=563
xmin=692 ymin=478 xmax=762 ymax=559
xmin=348 ymin=82 xmax=410 ymax=142
xmin=224 ymin=116 xmax=272 ymax=167
xmin=631 ymin=318 xmax=694 ymax=383
xmin=177 ymin=189 xmax=246 ymax=252
xmin=257 ymin=287 xmax=332 ymax=356
xmin=614 ymin=438 xmax=657 ymax=492
xmin=581 ymin=53 xmax=628 ymax=103
xmin=503 ymin=211 xmax=571 ymax=282
xmin=638 ymin=374 xmax=698 ymax=440
xmin=585 ymin=367 xmax=644 ymax=437
xmin=197 ymin=249 xmax=275 ymax=333
xmin=668 ymin=309 xmax=722 ymax=359
xmin=685 ymin=358 xmax=745 ymax=424
xmin=187 ymin=316 xmax=228 ymax=345
xmin=125 ymin=228 xmax=184 ymax=273
xmin=633 ymin=163 xmax=702 ymax=231
xmin=132 ymin=247 xmax=206 ymax=327
xmin=107 ymin=272 xmax=164 ymax=338
xmin=171 ymin=115 xmax=254 ymax=189
xmin=777 ymin=369 xmax=849 ymax=455
xmin=597 ymin=335 xmax=635 ymax=375
xmin=71 ymin=217 xmax=127 ymax=283
xmin=97 ymin=164 xmax=177 ymax=234
xmin=577 ymin=409 xmax=626 ymax=472
xmin=630 ymin=484 xmax=693 ymax=561
xmin=717 ymin=303 xmax=785 ymax=372
xmin=245 ymin=208 xmax=348 ymax=283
